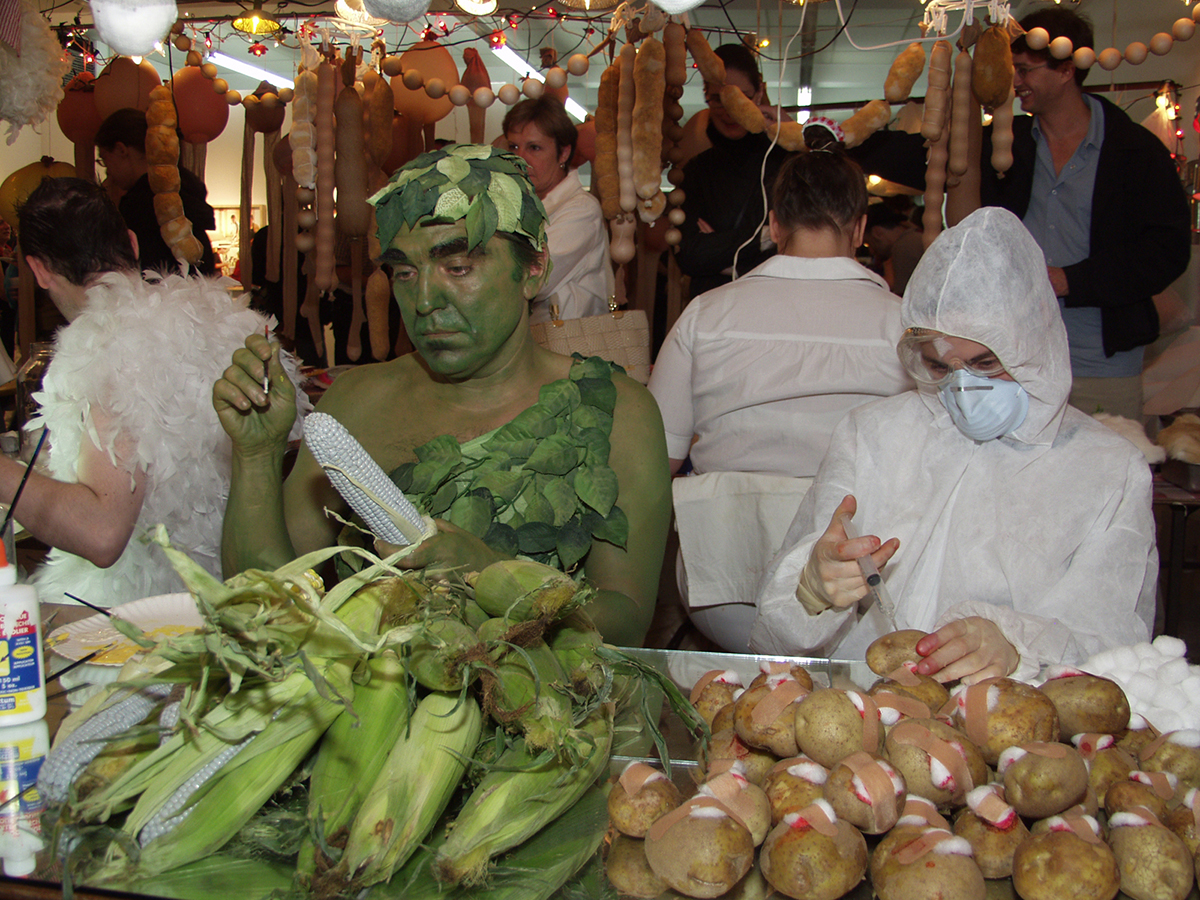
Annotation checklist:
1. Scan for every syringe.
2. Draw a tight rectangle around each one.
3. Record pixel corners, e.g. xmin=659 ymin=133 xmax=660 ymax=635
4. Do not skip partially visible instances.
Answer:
xmin=839 ymin=513 xmax=899 ymax=631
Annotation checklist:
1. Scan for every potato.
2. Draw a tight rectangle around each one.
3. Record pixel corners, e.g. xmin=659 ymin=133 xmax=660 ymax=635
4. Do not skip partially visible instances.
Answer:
xmin=764 ymin=755 xmax=828 ymax=826
xmin=608 ymin=761 xmax=682 ymax=838
xmin=870 ymin=826 xmax=985 ymax=900
xmin=689 ymin=670 xmax=743 ymax=728
xmin=951 ymin=784 xmax=1027 ymax=879
xmin=1040 ymin=671 xmax=1130 ymax=740
xmin=1140 ymin=732 xmax=1200 ymax=789
xmin=760 ymin=800 xmax=868 ymax=900
xmin=1163 ymin=791 xmax=1200 ymax=857
xmin=998 ymin=742 xmax=1088 ymax=819
xmin=698 ymin=769 xmax=772 ymax=846
xmin=866 ymin=629 xmax=926 ymax=676
xmin=1011 ymin=827 xmax=1120 ymax=900
xmin=868 ymin=668 xmax=948 ymax=718
xmin=884 ymin=717 xmax=988 ymax=808
xmin=606 ymin=833 xmax=669 ymax=898
xmin=1109 ymin=812 xmax=1195 ymax=900
xmin=794 ymin=689 xmax=885 ymax=769
xmin=823 ymin=751 xmax=906 ymax=834
xmin=643 ymin=796 xmax=755 ymax=898
xmin=1076 ymin=733 xmax=1136 ymax=803
xmin=734 ymin=678 xmax=807 ymax=757
xmin=711 ymin=702 xmax=735 ymax=734
xmin=952 ymin=677 xmax=1059 ymax=767
xmin=748 ymin=661 xmax=814 ymax=692
xmin=702 ymin=728 xmax=775 ymax=786
xmin=1105 ymin=776 xmax=1173 ymax=821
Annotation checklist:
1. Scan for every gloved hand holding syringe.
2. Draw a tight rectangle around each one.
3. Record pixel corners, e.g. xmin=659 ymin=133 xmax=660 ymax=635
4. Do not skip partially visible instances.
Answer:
xmin=839 ymin=512 xmax=899 ymax=631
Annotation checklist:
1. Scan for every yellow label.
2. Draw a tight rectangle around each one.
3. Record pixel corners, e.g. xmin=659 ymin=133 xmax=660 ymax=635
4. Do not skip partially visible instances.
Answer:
xmin=11 ymin=646 xmax=32 ymax=661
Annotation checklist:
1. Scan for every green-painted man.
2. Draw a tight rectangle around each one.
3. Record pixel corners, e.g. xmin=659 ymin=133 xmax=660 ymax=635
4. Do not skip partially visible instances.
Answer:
xmin=213 ymin=146 xmax=671 ymax=646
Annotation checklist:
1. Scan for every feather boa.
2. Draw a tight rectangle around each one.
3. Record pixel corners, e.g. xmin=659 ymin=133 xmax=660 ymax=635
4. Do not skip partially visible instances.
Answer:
xmin=29 ymin=270 xmax=309 ymax=606
xmin=0 ymin=0 xmax=70 ymax=144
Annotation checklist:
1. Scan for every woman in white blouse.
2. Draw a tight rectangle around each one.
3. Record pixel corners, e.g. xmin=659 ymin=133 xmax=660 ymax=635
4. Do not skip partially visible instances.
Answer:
xmin=503 ymin=97 xmax=613 ymax=324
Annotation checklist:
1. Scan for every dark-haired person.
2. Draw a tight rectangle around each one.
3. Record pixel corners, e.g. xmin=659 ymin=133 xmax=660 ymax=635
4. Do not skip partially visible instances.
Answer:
xmin=648 ymin=151 xmax=912 ymax=650
xmin=863 ymin=201 xmax=924 ymax=296
xmin=95 ymin=107 xmax=219 ymax=276
xmin=502 ymin=96 xmax=612 ymax=324
xmin=675 ymin=43 xmax=796 ymax=298
xmin=4 ymin=177 xmax=304 ymax=606
xmin=980 ymin=7 xmax=1189 ymax=420
xmin=214 ymin=146 xmax=670 ymax=648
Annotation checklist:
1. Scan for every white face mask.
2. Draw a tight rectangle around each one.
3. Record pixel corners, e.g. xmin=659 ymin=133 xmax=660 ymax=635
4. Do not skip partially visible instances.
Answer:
xmin=939 ymin=369 xmax=1029 ymax=441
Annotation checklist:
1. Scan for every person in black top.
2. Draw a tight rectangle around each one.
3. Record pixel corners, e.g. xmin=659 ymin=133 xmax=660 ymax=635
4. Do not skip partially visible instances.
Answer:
xmin=675 ymin=44 xmax=796 ymax=299
xmin=95 ymin=108 xmax=218 ymax=276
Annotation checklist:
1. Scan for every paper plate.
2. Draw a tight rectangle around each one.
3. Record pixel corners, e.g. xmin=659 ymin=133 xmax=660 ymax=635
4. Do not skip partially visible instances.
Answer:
xmin=46 ymin=593 xmax=203 ymax=666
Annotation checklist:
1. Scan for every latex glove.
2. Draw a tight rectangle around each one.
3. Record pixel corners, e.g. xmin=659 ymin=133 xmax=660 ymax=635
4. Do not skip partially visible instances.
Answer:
xmin=213 ymin=333 xmax=297 ymax=455
xmin=914 ymin=617 xmax=1019 ymax=685
xmin=378 ymin=519 xmax=505 ymax=575
xmin=798 ymin=494 xmax=899 ymax=613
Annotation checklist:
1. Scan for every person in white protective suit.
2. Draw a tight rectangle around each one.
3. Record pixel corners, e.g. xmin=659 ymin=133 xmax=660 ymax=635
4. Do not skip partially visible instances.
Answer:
xmin=750 ymin=207 xmax=1157 ymax=684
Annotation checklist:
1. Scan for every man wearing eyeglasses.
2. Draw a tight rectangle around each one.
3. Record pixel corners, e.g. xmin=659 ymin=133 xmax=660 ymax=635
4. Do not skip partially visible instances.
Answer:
xmin=980 ymin=7 xmax=1189 ymax=422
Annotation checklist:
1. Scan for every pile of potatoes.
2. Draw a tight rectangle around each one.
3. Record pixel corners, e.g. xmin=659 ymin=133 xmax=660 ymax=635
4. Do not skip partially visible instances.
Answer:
xmin=603 ymin=630 xmax=1200 ymax=900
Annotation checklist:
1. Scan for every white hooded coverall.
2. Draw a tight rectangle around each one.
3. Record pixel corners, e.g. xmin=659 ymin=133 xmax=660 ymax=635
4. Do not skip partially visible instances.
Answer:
xmin=750 ymin=208 xmax=1158 ymax=682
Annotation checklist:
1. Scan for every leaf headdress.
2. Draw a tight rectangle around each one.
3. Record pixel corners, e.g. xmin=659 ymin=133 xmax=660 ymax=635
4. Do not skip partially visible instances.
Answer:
xmin=369 ymin=144 xmax=548 ymax=255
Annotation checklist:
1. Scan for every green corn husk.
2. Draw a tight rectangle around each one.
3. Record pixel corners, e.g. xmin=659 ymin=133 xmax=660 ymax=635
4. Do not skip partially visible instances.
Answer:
xmin=433 ymin=703 xmax=613 ymax=887
xmin=337 ymin=692 xmax=483 ymax=888
xmin=546 ymin=610 xmax=607 ymax=696
xmin=122 ymin=854 xmax=294 ymax=900
xmin=471 ymin=559 xmax=586 ymax=623
xmin=370 ymin=783 xmax=611 ymax=900
xmin=303 ymin=650 xmax=410 ymax=874
xmin=477 ymin=627 xmax=573 ymax=751
xmin=408 ymin=615 xmax=484 ymax=692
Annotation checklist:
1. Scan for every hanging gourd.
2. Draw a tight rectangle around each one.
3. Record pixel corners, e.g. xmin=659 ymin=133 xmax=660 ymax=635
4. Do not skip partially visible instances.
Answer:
xmin=57 ymin=72 xmax=104 ymax=182
xmin=93 ymin=56 xmax=161 ymax=121
xmin=0 ymin=157 xmax=75 ymax=229
xmin=171 ymin=64 xmax=229 ymax=144
xmin=391 ymin=40 xmax=457 ymax=156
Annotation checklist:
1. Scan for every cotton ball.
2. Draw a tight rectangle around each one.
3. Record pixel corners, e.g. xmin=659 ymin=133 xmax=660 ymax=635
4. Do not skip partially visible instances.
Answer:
xmin=1127 ymin=672 xmax=1160 ymax=704
xmin=1182 ymin=675 xmax=1200 ymax=702
xmin=1112 ymin=646 xmax=1141 ymax=678
xmin=1159 ymin=657 xmax=1191 ymax=686
xmin=1133 ymin=642 xmax=1160 ymax=660
xmin=1140 ymin=657 xmax=1166 ymax=678
xmin=90 ymin=0 xmax=179 ymax=58
xmin=1154 ymin=708 xmax=1183 ymax=733
xmin=1153 ymin=635 xmax=1187 ymax=658
xmin=1087 ymin=650 xmax=1117 ymax=673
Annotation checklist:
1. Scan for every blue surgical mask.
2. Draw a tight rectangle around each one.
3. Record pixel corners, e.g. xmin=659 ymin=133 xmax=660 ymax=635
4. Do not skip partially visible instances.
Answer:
xmin=939 ymin=369 xmax=1029 ymax=441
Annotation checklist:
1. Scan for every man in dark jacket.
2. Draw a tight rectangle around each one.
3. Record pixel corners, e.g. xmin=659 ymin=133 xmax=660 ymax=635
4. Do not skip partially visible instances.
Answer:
xmin=979 ymin=8 xmax=1190 ymax=420
xmin=95 ymin=108 xmax=218 ymax=277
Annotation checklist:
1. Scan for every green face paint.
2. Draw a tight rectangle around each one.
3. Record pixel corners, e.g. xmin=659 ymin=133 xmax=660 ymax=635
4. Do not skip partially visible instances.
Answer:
xmin=369 ymin=144 xmax=548 ymax=257
xmin=382 ymin=222 xmax=541 ymax=380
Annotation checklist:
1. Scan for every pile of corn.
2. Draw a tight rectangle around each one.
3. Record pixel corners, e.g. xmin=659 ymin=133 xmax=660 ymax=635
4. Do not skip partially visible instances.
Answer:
xmin=39 ymin=529 xmax=686 ymax=899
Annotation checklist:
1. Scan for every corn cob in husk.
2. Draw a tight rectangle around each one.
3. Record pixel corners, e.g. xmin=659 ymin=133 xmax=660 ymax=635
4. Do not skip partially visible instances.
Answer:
xmin=476 ymin=624 xmax=574 ymax=751
xmin=470 ymin=558 xmax=590 ymax=623
xmin=335 ymin=691 xmax=483 ymax=888
xmin=433 ymin=703 xmax=614 ymax=887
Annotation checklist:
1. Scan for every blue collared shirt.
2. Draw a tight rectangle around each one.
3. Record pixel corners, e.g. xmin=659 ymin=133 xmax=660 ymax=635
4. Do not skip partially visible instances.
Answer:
xmin=1022 ymin=94 xmax=1143 ymax=377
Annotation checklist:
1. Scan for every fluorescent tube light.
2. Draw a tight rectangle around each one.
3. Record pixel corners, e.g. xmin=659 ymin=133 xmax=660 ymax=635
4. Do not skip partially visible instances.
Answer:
xmin=209 ymin=51 xmax=294 ymax=89
xmin=490 ymin=44 xmax=587 ymax=122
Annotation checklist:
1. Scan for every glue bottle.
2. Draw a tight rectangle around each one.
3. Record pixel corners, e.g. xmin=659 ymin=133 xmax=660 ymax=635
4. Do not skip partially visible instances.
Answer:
xmin=0 ymin=718 xmax=48 ymax=877
xmin=0 ymin=543 xmax=44 ymax=726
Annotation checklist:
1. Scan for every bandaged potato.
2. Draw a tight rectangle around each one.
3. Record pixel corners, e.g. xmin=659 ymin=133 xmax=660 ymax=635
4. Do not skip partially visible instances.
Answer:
xmin=1011 ymin=818 xmax=1120 ymax=900
xmin=764 ymin=755 xmax=828 ymax=826
xmin=883 ymin=717 xmax=987 ymax=808
xmin=885 ymin=42 xmax=927 ymax=103
xmin=1162 ymin=787 xmax=1200 ymax=856
xmin=823 ymin=751 xmax=906 ymax=834
xmin=871 ymin=826 xmax=985 ymax=900
xmin=998 ymin=741 xmax=1088 ymax=819
xmin=698 ymin=766 xmax=771 ymax=846
xmin=760 ymin=800 xmax=868 ymax=900
xmin=1108 ymin=809 xmax=1195 ymax=900
xmin=748 ymin=661 xmax=814 ymax=692
xmin=866 ymin=629 xmax=926 ymax=676
xmin=608 ymin=761 xmax=682 ymax=838
xmin=868 ymin=664 xmax=949 ymax=714
xmin=702 ymin=728 xmax=775 ymax=786
xmin=734 ymin=675 xmax=807 ymax=757
xmin=1074 ymin=733 xmax=1136 ymax=806
xmin=1105 ymin=770 xmax=1178 ymax=821
xmin=1139 ymin=730 xmax=1200 ymax=788
xmin=690 ymin=670 xmax=744 ymax=728
xmin=1039 ymin=669 xmax=1130 ymax=739
xmin=951 ymin=784 xmax=1028 ymax=879
xmin=643 ymin=796 xmax=755 ymax=899
xmin=951 ymin=677 xmax=1059 ymax=766
xmin=794 ymin=689 xmax=885 ymax=769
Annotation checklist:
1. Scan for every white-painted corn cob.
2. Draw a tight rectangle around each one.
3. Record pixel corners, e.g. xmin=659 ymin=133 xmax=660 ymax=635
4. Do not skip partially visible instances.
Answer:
xmin=137 ymin=732 xmax=255 ymax=846
xmin=157 ymin=700 xmax=181 ymax=744
xmin=303 ymin=412 xmax=433 ymax=546
xmin=38 ymin=683 xmax=172 ymax=804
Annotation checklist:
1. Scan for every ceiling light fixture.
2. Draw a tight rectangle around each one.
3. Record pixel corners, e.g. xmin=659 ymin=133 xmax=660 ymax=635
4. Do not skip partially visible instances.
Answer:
xmin=455 ymin=0 xmax=499 ymax=15
xmin=231 ymin=2 xmax=282 ymax=37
